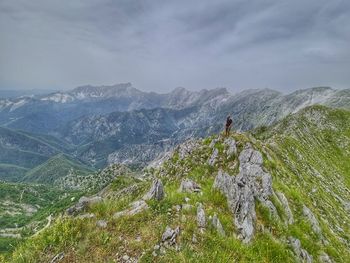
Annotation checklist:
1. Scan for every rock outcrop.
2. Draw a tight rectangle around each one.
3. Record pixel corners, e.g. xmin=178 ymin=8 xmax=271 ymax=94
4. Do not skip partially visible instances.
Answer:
xmin=66 ymin=196 xmax=103 ymax=216
xmin=197 ymin=203 xmax=206 ymax=230
xmin=143 ymin=179 xmax=164 ymax=201
xmin=212 ymin=213 xmax=225 ymax=236
xmin=114 ymin=200 xmax=148 ymax=218
xmin=208 ymin=148 xmax=218 ymax=166
xmin=224 ymin=137 xmax=237 ymax=156
xmin=289 ymin=237 xmax=313 ymax=263
xmin=179 ymin=179 xmax=201 ymax=193
xmin=302 ymin=205 xmax=321 ymax=235
xmin=276 ymin=192 xmax=294 ymax=225
xmin=213 ymin=144 xmax=275 ymax=243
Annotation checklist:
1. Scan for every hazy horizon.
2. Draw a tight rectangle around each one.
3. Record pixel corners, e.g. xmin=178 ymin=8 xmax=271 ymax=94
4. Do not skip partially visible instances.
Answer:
xmin=1 ymin=0 xmax=350 ymax=93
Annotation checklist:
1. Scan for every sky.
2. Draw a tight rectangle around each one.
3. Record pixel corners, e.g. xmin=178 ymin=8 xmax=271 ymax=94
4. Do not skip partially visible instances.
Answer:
xmin=0 ymin=0 xmax=349 ymax=93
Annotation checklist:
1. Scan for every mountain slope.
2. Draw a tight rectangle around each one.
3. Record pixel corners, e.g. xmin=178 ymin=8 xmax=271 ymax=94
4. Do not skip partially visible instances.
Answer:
xmin=8 ymin=105 xmax=350 ymax=262
xmin=22 ymin=154 xmax=94 ymax=184
xmin=0 ymin=127 xmax=80 ymax=182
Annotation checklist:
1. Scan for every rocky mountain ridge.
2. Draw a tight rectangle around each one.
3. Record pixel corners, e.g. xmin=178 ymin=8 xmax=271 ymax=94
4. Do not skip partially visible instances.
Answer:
xmin=6 ymin=105 xmax=350 ymax=262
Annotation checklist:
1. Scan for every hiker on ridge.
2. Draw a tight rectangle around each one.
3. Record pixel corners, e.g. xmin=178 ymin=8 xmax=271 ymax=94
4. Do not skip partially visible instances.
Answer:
xmin=225 ymin=115 xmax=233 ymax=136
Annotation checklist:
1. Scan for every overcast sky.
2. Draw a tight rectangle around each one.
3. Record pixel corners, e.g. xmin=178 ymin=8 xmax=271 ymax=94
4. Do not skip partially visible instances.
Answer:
xmin=0 ymin=0 xmax=349 ymax=93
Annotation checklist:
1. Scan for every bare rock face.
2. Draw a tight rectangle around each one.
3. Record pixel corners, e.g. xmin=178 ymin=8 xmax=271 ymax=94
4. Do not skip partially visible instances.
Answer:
xmin=179 ymin=179 xmax=201 ymax=193
xmin=143 ymin=179 xmax=164 ymax=201
xmin=212 ymin=213 xmax=225 ymax=236
xmin=288 ymin=237 xmax=313 ymax=263
xmin=213 ymin=144 xmax=276 ymax=243
xmin=276 ymin=192 xmax=294 ymax=225
xmin=302 ymin=205 xmax=321 ymax=235
xmin=66 ymin=196 xmax=103 ymax=216
xmin=197 ymin=203 xmax=206 ymax=230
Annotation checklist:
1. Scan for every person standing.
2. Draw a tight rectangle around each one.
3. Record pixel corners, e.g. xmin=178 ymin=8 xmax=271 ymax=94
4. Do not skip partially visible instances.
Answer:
xmin=225 ymin=115 xmax=233 ymax=136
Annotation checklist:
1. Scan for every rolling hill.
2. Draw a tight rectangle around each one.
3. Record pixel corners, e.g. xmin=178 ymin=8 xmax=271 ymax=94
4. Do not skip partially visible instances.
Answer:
xmin=22 ymin=154 xmax=94 ymax=185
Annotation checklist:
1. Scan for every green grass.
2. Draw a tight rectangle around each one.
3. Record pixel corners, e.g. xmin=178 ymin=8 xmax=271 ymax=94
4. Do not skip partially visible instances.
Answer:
xmin=23 ymin=154 xmax=94 ymax=184
xmin=6 ymin=105 xmax=350 ymax=262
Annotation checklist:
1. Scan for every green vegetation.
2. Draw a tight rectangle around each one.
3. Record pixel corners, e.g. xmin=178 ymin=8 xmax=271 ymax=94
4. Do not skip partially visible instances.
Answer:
xmin=23 ymin=154 xmax=94 ymax=184
xmin=4 ymin=105 xmax=350 ymax=262
xmin=0 ymin=181 xmax=83 ymax=258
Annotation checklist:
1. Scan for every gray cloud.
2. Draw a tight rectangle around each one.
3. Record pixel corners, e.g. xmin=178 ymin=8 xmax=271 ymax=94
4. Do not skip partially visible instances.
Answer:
xmin=0 ymin=0 xmax=349 ymax=92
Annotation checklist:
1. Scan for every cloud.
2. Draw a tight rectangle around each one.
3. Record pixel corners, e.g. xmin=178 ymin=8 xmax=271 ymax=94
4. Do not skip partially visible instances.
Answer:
xmin=0 ymin=0 xmax=349 ymax=92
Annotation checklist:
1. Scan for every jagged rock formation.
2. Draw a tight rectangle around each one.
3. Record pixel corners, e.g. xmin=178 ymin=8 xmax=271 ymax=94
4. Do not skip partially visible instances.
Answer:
xmin=143 ymin=179 xmax=165 ymax=201
xmin=213 ymin=144 xmax=275 ymax=243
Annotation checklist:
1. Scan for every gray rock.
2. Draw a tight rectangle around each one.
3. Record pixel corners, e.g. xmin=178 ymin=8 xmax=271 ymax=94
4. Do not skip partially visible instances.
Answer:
xmin=213 ymin=144 xmax=276 ymax=243
xmin=177 ymin=139 xmax=200 ymax=159
xmin=143 ymin=179 xmax=164 ymax=201
xmin=213 ymin=170 xmax=235 ymax=197
xmin=161 ymin=226 xmax=180 ymax=246
xmin=224 ymin=138 xmax=237 ymax=156
xmin=50 ymin=252 xmax=64 ymax=263
xmin=182 ymin=204 xmax=193 ymax=211
xmin=76 ymin=213 xmax=95 ymax=219
xmin=96 ymin=220 xmax=107 ymax=228
xmin=302 ymin=205 xmax=321 ymax=235
xmin=197 ymin=203 xmax=206 ymax=229
xmin=209 ymin=138 xmax=218 ymax=148
xmin=212 ymin=213 xmax=225 ymax=236
xmin=319 ymin=252 xmax=333 ymax=263
xmin=289 ymin=236 xmax=313 ymax=263
xmin=276 ymin=192 xmax=294 ymax=224
xmin=179 ymin=179 xmax=201 ymax=193
xmin=208 ymin=148 xmax=218 ymax=166
xmin=66 ymin=196 xmax=103 ymax=216
xmin=114 ymin=200 xmax=148 ymax=218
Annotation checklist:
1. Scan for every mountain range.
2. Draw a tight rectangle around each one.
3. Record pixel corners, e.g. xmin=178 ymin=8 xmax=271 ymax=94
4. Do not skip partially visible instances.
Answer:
xmin=0 ymin=84 xmax=349 ymax=176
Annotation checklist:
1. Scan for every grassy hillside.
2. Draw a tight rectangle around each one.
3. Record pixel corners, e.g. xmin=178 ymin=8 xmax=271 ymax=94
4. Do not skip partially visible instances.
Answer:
xmin=0 ymin=127 xmax=77 ymax=182
xmin=23 ymin=154 xmax=94 ymax=184
xmin=6 ymin=106 xmax=350 ymax=262
xmin=0 ymin=182 xmax=83 ymax=257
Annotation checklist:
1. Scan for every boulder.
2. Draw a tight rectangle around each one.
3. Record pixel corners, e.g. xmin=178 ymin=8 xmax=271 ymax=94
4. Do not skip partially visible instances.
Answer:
xmin=161 ymin=226 xmax=180 ymax=247
xmin=143 ymin=179 xmax=164 ymax=201
xmin=179 ymin=179 xmax=201 ymax=193
xmin=197 ymin=203 xmax=206 ymax=229
xmin=212 ymin=213 xmax=225 ymax=236
xmin=66 ymin=196 xmax=102 ymax=216
xmin=96 ymin=220 xmax=108 ymax=228
xmin=114 ymin=200 xmax=148 ymax=218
